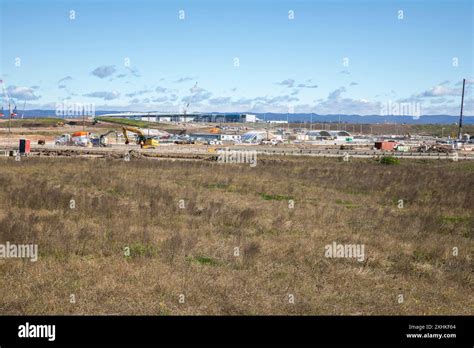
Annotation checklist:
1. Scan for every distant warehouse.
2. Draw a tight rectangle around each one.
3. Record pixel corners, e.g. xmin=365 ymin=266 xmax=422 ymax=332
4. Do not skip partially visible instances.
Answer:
xmin=196 ymin=113 xmax=257 ymax=123
xmin=99 ymin=112 xmax=258 ymax=123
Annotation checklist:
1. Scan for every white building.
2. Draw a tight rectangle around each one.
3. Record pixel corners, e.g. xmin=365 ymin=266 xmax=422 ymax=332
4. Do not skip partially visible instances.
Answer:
xmin=241 ymin=114 xmax=257 ymax=122
xmin=220 ymin=134 xmax=242 ymax=142
xmin=241 ymin=131 xmax=267 ymax=143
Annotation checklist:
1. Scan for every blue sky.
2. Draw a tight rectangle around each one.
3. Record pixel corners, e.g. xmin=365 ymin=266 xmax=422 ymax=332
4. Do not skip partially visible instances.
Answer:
xmin=1 ymin=0 xmax=473 ymax=115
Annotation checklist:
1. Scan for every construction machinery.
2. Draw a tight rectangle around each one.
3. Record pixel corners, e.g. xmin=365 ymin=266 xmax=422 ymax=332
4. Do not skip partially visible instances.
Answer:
xmin=91 ymin=130 xmax=118 ymax=147
xmin=183 ymin=82 xmax=198 ymax=119
xmin=122 ymin=126 xmax=159 ymax=149
xmin=458 ymin=78 xmax=466 ymax=140
xmin=417 ymin=142 xmax=453 ymax=153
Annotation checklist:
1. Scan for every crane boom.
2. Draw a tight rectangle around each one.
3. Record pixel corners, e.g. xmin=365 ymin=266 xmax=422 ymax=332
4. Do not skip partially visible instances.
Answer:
xmin=458 ymin=78 xmax=466 ymax=140
xmin=183 ymin=82 xmax=198 ymax=116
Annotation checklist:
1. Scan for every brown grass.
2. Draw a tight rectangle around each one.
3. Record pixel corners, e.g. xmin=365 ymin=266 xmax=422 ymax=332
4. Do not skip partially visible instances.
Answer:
xmin=0 ymin=156 xmax=472 ymax=315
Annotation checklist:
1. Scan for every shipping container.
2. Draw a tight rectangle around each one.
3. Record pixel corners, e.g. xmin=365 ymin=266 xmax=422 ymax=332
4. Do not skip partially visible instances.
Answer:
xmin=19 ymin=139 xmax=31 ymax=155
xmin=374 ymin=141 xmax=397 ymax=151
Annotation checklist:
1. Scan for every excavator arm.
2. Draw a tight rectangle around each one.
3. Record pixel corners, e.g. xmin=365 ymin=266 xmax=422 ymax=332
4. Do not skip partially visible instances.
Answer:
xmin=100 ymin=130 xmax=118 ymax=139
xmin=98 ymin=130 xmax=118 ymax=146
xmin=122 ymin=126 xmax=144 ymax=145
xmin=122 ymin=126 xmax=158 ymax=148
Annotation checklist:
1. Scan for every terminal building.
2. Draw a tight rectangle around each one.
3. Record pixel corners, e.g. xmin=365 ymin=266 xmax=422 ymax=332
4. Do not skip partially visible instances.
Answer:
xmin=99 ymin=112 xmax=258 ymax=123
xmin=186 ymin=113 xmax=257 ymax=123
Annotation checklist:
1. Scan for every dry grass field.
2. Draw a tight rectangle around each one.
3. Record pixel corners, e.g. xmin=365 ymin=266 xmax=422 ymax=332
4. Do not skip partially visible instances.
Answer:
xmin=0 ymin=156 xmax=472 ymax=315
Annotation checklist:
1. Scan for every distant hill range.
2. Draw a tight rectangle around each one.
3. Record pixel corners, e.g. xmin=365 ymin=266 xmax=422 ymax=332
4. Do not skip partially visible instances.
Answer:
xmin=11 ymin=110 xmax=474 ymax=125
xmin=252 ymin=113 xmax=474 ymax=125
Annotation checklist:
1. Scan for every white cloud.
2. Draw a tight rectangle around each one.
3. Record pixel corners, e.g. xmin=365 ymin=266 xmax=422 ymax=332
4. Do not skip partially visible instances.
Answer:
xmin=126 ymin=67 xmax=140 ymax=78
xmin=455 ymin=79 xmax=474 ymax=86
xmin=182 ymin=88 xmax=212 ymax=103
xmin=300 ymin=86 xmax=383 ymax=114
xmin=297 ymin=83 xmax=318 ymax=89
xmin=91 ymin=65 xmax=116 ymax=79
xmin=7 ymin=86 xmax=41 ymax=100
xmin=155 ymin=86 xmax=168 ymax=93
xmin=84 ymin=91 xmax=120 ymax=100
xmin=314 ymin=97 xmax=381 ymax=115
xmin=174 ymin=77 xmax=194 ymax=83
xmin=328 ymin=87 xmax=346 ymax=100
xmin=276 ymin=79 xmax=295 ymax=88
xmin=153 ymin=96 xmax=168 ymax=102
xmin=125 ymin=89 xmax=152 ymax=98
xmin=209 ymin=97 xmax=232 ymax=105
xmin=58 ymin=76 xmax=73 ymax=84
xmin=419 ymin=85 xmax=461 ymax=97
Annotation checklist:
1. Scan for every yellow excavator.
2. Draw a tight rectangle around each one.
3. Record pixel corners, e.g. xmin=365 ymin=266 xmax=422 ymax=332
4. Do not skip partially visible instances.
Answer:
xmin=122 ymin=126 xmax=159 ymax=149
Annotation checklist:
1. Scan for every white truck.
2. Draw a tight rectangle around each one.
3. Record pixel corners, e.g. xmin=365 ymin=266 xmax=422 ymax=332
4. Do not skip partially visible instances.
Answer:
xmin=55 ymin=132 xmax=90 ymax=147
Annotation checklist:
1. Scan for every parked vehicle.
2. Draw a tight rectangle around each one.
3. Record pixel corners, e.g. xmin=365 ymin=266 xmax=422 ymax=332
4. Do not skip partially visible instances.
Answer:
xmin=55 ymin=132 xmax=90 ymax=147
xmin=90 ymin=130 xmax=117 ymax=147
xmin=260 ymin=139 xmax=282 ymax=146
xmin=208 ymin=140 xmax=223 ymax=145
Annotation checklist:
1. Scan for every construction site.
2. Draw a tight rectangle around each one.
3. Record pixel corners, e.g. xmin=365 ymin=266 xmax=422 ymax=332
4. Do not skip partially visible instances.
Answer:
xmin=1 ymin=114 xmax=474 ymax=161
xmin=0 ymin=108 xmax=473 ymax=316
xmin=1 ymin=0 xmax=472 ymax=345
xmin=1 ymin=76 xmax=472 ymax=161
xmin=0 ymin=74 xmax=472 ymax=321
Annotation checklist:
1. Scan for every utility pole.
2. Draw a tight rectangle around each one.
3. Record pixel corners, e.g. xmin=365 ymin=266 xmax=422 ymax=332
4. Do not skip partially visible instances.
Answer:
xmin=2 ymin=80 xmax=13 ymax=147
xmin=458 ymin=78 xmax=466 ymax=140
xmin=21 ymin=100 xmax=26 ymax=119
xmin=82 ymin=106 xmax=85 ymax=131
xmin=8 ymin=102 xmax=11 ymax=144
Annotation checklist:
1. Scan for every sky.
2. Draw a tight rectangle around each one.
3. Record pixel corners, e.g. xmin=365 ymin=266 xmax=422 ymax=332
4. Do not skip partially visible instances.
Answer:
xmin=0 ymin=0 xmax=473 ymax=115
